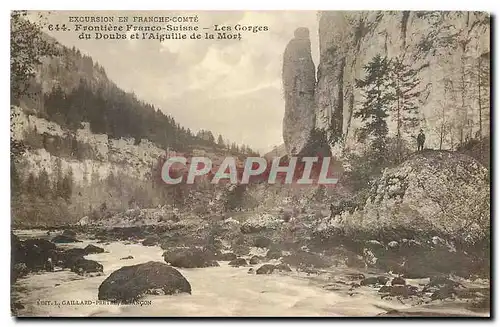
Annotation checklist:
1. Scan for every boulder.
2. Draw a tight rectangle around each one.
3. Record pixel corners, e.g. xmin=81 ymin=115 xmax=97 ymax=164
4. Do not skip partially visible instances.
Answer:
xmin=255 ymin=263 xmax=292 ymax=274
xmin=256 ymin=264 xmax=276 ymax=275
xmin=254 ymin=236 xmax=272 ymax=248
xmin=77 ymin=216 xmax=90 ymax=226
xmin=431 ymin=285 xmax=457 ymax=300
xmin=22 ymin=239 xmax=57 ymax=271
xmin=163 ymin=248 xmax=219 ymax=268
xmin=360 ymin=276 xmax=389 ymax=286
xmin=70 ymin=258 xmax=103 ymax=276
xmin=282 ymin=250 xmax=331 ymax=269
xmin=62 ymin=230 xmax=77 ymax=238
xmin=391 ymin=277 xmax=406 ymax=286
xmin=59 ymin=248 xmax=86 ymax=268
xmin=249 ymin=255 xmax=262 ymax=265
xmin=142 ymin=236 xmax=160 ymax=246
xmin=84 ymin=244 xmax=105 ymax=255
xmin=379 ymin=285 xmax=419 ymax=298
xmin=228 ymin=258 xmax=247 ymax=267
xmin=120 ymin=255 xmax=134 ymax=260
xmin=11 ymin=233 xmax=26 ymax=267
xmin=216 ymin=252 xmax=237 ymax=261
xmin=52 ymin=234 xmax=81 ymax=243
xmin=98 ymin=261 xmax=191 ymax=302
xmin=274 ymin=263 xmax=292 ymax=272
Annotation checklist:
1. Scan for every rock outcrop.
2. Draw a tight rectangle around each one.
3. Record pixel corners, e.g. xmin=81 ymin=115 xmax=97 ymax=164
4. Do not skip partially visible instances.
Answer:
xmin=344 ymin=150 xmax=489 ymax=244
xmin=163 ymin=248 xmax=219 ymax=268
xmin=282 ymin=27 xmax=316 ymax=156
xmin=314 ymin=150 xmax=490 ymax=278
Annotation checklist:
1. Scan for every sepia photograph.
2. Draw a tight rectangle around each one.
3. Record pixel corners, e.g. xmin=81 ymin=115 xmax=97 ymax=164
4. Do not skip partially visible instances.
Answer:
xmin=9 ymin=9 xmax=491 ymax=318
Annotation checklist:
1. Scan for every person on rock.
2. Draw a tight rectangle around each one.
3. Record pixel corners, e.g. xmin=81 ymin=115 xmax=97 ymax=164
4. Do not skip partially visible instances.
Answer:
xmin=45 ymin=257 xmax=54 ymax=272
xmin=417 ymin=129 xmax=426 ymax=152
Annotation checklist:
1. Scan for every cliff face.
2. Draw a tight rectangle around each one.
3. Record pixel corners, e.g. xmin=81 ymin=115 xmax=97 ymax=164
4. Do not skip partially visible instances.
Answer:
xmin=282 ymin=11 xmax=490 ymax=156
xmin=282 ymin=28 xmax=316 ymax=156
xmin=11 ymin=106 xmax=164 ymax=185
xmin=316 ymin=11 xmax=490 ymax=155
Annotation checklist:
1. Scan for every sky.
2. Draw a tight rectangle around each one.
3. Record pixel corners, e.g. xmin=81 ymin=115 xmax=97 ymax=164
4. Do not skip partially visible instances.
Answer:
xmin=40 ymin=11 xmax=320 ymax=154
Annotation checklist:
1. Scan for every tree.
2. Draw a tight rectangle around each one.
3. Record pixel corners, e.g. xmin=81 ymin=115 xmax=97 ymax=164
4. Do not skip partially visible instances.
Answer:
xmin=11 ymin=11 xmax=58 ymax=101
xmin=389 ymin=56 xmax=422 ymax=161
xmin=434 ymin=79 xmax=455 ymax=150
xmin=354 ymin=55 xmax=392 ymax=164
xmin=217 ymin=134 xmax=225 ymax=148
xmin=477 ymin=52 xmax=490 ymax=142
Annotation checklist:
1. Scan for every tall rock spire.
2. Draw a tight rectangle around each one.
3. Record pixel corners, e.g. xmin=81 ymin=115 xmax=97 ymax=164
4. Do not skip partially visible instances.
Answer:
xmin=282 ymin=27 xmax=316 ymax=156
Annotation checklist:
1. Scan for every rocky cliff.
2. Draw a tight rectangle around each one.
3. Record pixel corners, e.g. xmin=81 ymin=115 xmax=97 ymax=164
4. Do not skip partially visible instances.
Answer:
xmin=282 ymin=27 xmax=317 ymax=156
xmin=318 ymin=150 xmax=490 ymax=245
xmin=283 ymin=11 xmax=490 ymax=156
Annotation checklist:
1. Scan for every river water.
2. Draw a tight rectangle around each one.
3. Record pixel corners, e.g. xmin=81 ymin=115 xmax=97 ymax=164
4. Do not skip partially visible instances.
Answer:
xmin=12 ymin=230 xmax=488 ymax=317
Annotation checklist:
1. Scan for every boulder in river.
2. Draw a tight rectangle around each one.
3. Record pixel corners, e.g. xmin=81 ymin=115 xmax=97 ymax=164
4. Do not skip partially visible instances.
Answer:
xmin=282 ymin=250 xmax=331 ymax=269
xmin=163 ymin=248 xmax=219 ymax=268
xmin=360 ymin=276 xmax=389 ymax=286
xmin=52 ymin=234 xmax=81 ymax=243
xmin=274 ymin=263 xmax=292 ymax=272
xmin=84 ymin=244 xmax=105 ymax=255
xmin=391 ymin=276 xmax=406 ymax=286
xmin=62 ymin=230 xmax=77 ymax=238
xmin=120 ymin=255 xmax=134 ymax=260
xmin=216 ymin=252 xmax=237 ymax=261
xmin=249 ymin=255 xmax=263 ymax=265
xmin=256 ymin=264 xmax=276 ymax=275
xmin=22 ymin=239 xmax=57 ymax=271
xmin=59 ymin=248 xmax=86 ymax=268
xmin=70 ymin=258 xmax=103 ymax=276
xmin=98 ymin=261 xmax=191 ymax=302
xmin=142 ymin=236 xmax=160 ymax=246
xmin=228 ymin=258 xmax=248 ymax=267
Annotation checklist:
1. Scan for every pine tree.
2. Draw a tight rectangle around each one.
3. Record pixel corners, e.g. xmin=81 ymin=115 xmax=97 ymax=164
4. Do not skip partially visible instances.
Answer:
xmin=354 ymin=55 xmax=392 ymax=164
xmin=389 ymin=56 xmax=422 ymax=161
xmin=217 ymin=134 xmax=225 ymax=148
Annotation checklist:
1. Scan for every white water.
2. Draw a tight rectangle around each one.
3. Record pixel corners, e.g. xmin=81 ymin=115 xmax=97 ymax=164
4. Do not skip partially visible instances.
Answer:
xmin=12 ymin=231 xmax=489 ymax=317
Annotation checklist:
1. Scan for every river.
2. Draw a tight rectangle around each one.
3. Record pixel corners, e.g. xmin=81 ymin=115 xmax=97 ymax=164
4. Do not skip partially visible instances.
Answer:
xmin=11 ymin=230 xmax=489 ymax=317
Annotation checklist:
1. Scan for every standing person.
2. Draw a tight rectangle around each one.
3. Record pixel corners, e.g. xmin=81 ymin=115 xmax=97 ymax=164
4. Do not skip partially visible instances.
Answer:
xmin=417 ymin=129 xmax=426 ymax=152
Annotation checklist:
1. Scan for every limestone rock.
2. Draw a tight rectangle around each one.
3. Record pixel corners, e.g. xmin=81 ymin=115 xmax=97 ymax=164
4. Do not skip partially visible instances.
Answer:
xmin=282 ymin=27 xmax=316 ymax=156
